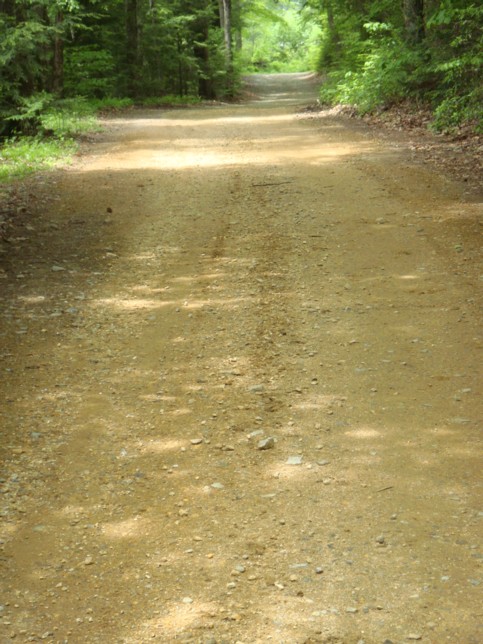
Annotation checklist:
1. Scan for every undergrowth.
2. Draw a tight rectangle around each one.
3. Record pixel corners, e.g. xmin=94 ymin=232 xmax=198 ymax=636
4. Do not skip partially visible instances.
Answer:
xmin=0 ymin=93 xmax=201 ymax=182
xmin=0 ymin=137 xmax=77 ymax=182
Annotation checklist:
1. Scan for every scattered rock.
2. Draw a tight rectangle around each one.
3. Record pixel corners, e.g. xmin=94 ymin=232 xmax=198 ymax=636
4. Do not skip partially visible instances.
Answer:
xmin=257 ymin=437 xmax=275 ymax=450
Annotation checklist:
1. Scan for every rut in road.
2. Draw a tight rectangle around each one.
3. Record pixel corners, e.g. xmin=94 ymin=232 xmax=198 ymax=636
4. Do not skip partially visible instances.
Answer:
xmin=1 ymin=73 xmax=481 ymax=644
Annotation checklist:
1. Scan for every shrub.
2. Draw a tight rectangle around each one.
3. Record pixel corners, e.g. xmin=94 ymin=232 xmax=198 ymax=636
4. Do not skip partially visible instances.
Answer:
xmin=64 ymin=47 xmax=116 ymax=98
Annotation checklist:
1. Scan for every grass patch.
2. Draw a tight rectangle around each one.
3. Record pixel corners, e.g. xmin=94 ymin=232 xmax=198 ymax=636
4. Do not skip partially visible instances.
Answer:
xmin=140 ymin=95 xmax=202 ymax=107
xmin=0 ymin=93 xmax=202 ymax=185
xmin=41 ymin=99 xmax=101 ymax=138
xmin=90 ymin=97 xmax=135 ymax=112
xmin=0 ymin=137 xmax=77 ymax=182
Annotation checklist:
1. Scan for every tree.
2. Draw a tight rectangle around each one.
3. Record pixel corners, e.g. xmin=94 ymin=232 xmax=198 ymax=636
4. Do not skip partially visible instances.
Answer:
xmin=314 ymin=0 xmax=481 ymax=130
xmin=403 ymin=0 xmax=425 ymax=44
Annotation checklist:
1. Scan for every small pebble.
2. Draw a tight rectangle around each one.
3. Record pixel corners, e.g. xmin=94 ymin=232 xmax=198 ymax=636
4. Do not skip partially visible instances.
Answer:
xmin=257 ymin=437 xmax=275 ymax=450
xmin=287 ymin=455 xmax=303 ymax=465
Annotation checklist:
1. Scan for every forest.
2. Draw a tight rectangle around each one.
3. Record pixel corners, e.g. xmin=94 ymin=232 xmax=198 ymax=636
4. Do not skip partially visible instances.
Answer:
xmin=0 ymin=0 xmax=481 ymax=146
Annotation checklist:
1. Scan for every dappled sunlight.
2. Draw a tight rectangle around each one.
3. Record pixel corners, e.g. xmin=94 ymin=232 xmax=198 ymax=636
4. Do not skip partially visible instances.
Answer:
xmin=108 ymin=111 xmax=300 ymax=130
xmin=162 ymin=406 xmax=193 ymax=417
xmin=92 ymin=294 xmax=253 ymax=312
xmin=429 ymin=426 xmax=459 ymax=437
xmin=124 ymin=251 xmax=158 ymax=261
xmin=138 ymin=393 xmax=176 ymax=403
xmin=265 ymin=460 xmax=318 ymax=481
xmin=94 ymin=296 xmax=175 ymax=310
xmin=134 ymin=600 xmax=221 ymax=641
xmin=2 ymin=70 xmax=481 ymax=644
xmin=1 ymin=523 xmax=19 ymax=538
xmin=100 ymin=141 xmax=368 ymax=171
xmin=183 ymin=296 xmax=253 ymax=310
xmin=261 ymin=597 xmax=337 ymax=638
xmin=17 ymin=294 xmax=47 ymax=304
xmin=131 ymin=284 xmax=171 ymax=294
xmin=344 ymin=426 xmax=382 ymax=439
xmin=125 ymin=247 xmax=182 ymax=260
xmin=171 ymin=271 xmax=224 ymax=283
xmin=59 ymin=504 xmax=89 ymax=518
xmin=435 ymin=201 xmax=482 ymax=223
xmin=102 ymin=515 xmax=152 ymax=540
xmin=140 ymin=438 xmax=185 ymax=454
xmin=79 ymin=108 xmax=378 ymax=173
xmin=292 ymin=393 xmax=347 ymax=414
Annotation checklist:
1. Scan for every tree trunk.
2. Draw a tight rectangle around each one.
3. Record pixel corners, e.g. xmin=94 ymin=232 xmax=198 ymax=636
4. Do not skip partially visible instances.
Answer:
xmin=232 ymin=0 xmax=242 ymax=51
xmin=125 ymin=0 xmax=140 ymax=97
xmin=220 ymin=0 xmax=232 ymax=61
xmin=403 ymin=0 xmax=425 ymax=44
xmin=219 ymin=0 xmax=233 ymax=95
xmin=52 ymin=12 xmax=64 ymax=95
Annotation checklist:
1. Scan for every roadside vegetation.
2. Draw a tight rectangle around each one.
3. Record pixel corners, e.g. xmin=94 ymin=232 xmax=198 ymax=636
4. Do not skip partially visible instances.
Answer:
xmin=0 ymin=0 xmax=481 ymax=183
xmin=315 ymin=1 xmax=482 ymax=134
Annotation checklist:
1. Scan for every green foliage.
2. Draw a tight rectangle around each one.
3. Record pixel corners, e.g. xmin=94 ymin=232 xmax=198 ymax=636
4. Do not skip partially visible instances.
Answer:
xmin=41 ymin=98 xmax=100 ymax=138
xmin=0 ymin=0 xmax=238 ymax=128
xmin=140 ymin=95 xmax=202 ymax=107
xmin=64 ymin=47 xmax=116 ymax=98
xmin=5 ymin=92 xmax=55 ymax=136
xmin=433 ymin=90 xmax=482 ymax=133
xmin=241 ymin=3 xmax=321 ymax=73
xmin=0 ymin=137 xmax=77 ymax=182
xmin=90 ymin=97 xmax=135 ymax=112
xmin=320 ymin=24 xmax=419 ymax=113
xmin=429 ymin=5 xmax=483 ymax=131
xmin=316 ymin=1 xmax=482 ymax=131
xmin=6 ymin=94 xmax=100 ymax=138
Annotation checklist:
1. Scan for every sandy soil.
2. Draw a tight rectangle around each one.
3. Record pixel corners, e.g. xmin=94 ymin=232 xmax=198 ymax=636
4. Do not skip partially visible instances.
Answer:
xmin=0 ymin=73 xmax=482 ymax=644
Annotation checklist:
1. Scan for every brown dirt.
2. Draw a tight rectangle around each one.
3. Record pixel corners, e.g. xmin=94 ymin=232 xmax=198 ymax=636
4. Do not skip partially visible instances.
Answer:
xmin=0 ymin=72 xmax=482 ymax=644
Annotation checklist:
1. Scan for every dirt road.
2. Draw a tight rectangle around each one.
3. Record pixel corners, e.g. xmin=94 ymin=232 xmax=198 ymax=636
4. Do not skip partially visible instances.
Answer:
xmin=1 ymin=73 xmax=481 ymax=643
